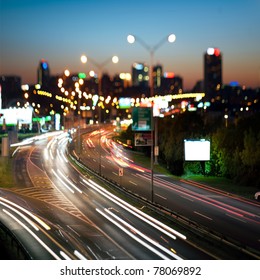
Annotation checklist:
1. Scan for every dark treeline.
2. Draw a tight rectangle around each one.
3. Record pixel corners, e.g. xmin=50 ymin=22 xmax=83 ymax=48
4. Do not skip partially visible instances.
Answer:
xmin=120 ymin=112 xmax=260 ymax=187
xmin=158 ymin=112 xmax=260 ymax=187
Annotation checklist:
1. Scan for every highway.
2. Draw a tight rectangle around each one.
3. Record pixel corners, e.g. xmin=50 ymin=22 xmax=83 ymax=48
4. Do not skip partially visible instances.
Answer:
xmin=0 ymin=130 xmax=213 ymax=260
xmin=76 ymin=125 xmax=260 ymax=257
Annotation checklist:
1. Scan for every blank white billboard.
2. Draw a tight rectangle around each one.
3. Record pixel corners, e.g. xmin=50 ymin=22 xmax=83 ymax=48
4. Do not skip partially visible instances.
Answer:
xmin=0 ymin=108 xmax=33 ymax=125
xmin=184 ymin=139 xmax=210 ymax=161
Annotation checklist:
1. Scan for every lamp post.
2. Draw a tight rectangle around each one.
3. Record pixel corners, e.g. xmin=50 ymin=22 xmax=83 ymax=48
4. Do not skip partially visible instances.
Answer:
xmin=127 ymin=34 xmax=176 ymax=164
xmin=74 ymin=79 xmax=84 ymax=158
xmin=127 ymin=33 xmax=176 ymax=202
xmin=80 ymin=54 xmax=119 ymax=123
xmin=80 ymin=54 xmax=119 ymax=174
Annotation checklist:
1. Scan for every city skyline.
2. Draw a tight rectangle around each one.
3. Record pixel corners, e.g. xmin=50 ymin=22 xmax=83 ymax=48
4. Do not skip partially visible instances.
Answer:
xmin=1 ymin=0 xmax=260 ymax=90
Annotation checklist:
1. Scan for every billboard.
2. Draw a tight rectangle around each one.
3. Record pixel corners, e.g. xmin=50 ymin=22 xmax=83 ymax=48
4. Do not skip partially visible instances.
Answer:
xmin=118 ymin=98 xmax=131 ymax=109
xmin=184 ymin=139 xmax=210 ymax=161
xmin=153 ymin=96 xmax=169 ymax=117
xmin=135 ymin=133 xmax=152 ymax=146
xmin=0 ymin=108 xmax=33 ymax=125
xmin=132 ymin=107 xmax=153 ymax=131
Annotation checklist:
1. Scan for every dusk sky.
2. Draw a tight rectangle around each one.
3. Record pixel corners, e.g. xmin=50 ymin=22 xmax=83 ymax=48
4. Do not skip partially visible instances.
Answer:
xmin=1 ymin=0 xmax=260 ymax=90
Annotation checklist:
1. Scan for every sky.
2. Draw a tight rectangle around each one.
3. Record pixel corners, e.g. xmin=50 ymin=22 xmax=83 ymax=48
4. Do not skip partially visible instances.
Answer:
xmin=1 ymin=0 xmax=260 ymax=90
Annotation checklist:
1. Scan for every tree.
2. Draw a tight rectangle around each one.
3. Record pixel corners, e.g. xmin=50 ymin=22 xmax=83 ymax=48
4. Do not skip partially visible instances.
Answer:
xmin=240 ymin=129 xmax=260 ymax=185
xmin=158 ymin=112 xmax=205 ymax=175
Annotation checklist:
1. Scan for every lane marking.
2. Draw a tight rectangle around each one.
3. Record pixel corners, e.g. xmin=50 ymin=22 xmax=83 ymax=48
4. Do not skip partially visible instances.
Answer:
xmin=226 ymin=213 xmax=246 ymax=223
xmin=194 ymin=211 xmax=213 ymax=221
xmin=180 ymin=195 xmax=194 ymax=202
xmin=155 ymin=194 xmax=167 ymax=200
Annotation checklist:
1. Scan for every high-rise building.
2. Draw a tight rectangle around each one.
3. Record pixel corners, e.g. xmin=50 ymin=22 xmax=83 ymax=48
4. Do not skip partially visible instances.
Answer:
xmin=0 ymin=75 xmax=21 ymax=108
xmin=153 ymin=64 xmax=163 ymax=90
xmin=37 ymin=59 xmax=50 ymax=88
xmin=204 ymin=47 xmax=222 ymax=98
xmin=131 ymin=62 xmax=149 ymax=87
xmin=161 ymin=73 xmax=183 ymax=94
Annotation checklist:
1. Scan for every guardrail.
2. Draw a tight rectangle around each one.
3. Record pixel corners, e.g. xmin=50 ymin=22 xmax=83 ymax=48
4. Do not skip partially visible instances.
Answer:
xmin=68 ymin=147 xmax=260 ymax=260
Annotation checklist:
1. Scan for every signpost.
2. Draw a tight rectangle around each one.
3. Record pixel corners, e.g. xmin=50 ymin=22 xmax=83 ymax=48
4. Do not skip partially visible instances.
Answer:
xmin=131 ymin=106 xmax=154 ymax=202
xmin=119 ymin=167 xmax=123 ymax=176
xmin=119 ymin=167 xmax=123 ymax=186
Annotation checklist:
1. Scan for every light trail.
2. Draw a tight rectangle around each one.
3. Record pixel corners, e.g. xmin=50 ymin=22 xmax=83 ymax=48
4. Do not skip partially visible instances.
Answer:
xmin=138 ymin=173 xmax=260 ymax=222
xmin=57 ymin=169 xmax=82 ymax=193
xmin=82 ymin=179 xmax=186 ymax=240
xmin=0 ymin=201 xmax=39 ymax=231
xmin=0 ymin=197 xmax=51 ymax=230
xmin=51 ymin=169 xmax=75 ymax=193
xmin=60 ymin=251 xmax=72 ymax=260
xmin=57 ymin=149 xmax=63 ymax=162
xmin=44 ymin=148 xmax=49 ymax=160
xmin=89 ymin=179 xmax=186 ymax=239
xmin=104 ymin=208 xmax=183 ymax=259
xmin=74 ymin=250 xmax=88 ymax=260
xmin=2 ymin=209 xmax=61 ymax=260
xmin=96 ymin=208 xmax=171 ymax=260
xmin=60 ymin=150 xmax=68 ymax=163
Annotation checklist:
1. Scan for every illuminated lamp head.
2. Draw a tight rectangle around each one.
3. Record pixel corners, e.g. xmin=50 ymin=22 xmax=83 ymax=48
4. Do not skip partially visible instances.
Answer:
xmin=214 ymin=48 xmax=220 ymax=56
xmin=207 ymin=47 xmax=220 ymax=56
xmin=207 ymin=48 xmax=214 ymax=55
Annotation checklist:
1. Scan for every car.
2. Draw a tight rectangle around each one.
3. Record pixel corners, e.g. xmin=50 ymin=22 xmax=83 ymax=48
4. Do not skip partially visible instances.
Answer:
xmin=254 ymin=192 xmax=260 ymax=201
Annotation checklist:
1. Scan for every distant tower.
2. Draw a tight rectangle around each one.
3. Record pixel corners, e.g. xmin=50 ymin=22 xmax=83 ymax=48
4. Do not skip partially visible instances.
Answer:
xmin=153 ymin=64 xmax=163 ymax=90
xmin=132 ymin=62 xmax=149 ymax=87
xmin=204 ymin=48 xmax=222 ymax=98
xmin=37 ymin=59 xmax=50 ymax=88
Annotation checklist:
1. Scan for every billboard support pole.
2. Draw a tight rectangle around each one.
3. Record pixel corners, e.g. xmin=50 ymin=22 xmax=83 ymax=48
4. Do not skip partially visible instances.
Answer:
xmin=200 ymin=161 xmax=206 ymax=176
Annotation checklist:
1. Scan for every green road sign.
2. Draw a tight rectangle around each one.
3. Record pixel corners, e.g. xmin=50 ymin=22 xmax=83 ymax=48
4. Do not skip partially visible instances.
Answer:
xmin=132 ymin=107 xmax=153 ymax=131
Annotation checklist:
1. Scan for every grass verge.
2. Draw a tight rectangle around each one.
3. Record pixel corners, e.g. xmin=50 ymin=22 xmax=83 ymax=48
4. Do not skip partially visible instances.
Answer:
xmin=132 ymin=152 xmax=258 ymax=200
xmin=0 ymin=157 xmax=14 ymax=188
xmin=182 ymin=174 xmax=258 ymax=200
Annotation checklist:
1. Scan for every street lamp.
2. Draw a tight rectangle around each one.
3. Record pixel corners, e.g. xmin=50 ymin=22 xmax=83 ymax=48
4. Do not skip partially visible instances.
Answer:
xmin=74 ymin=79 xmax=84 ymax=157
xmin=127 ymin=33 xmax=176 ymax=201
xmin=80 ymin=54 xmax=119 ymax=174
xmin=127 ymin=33 xmax=176 ymax=160
xmin=80 ymin=55 xmax=119 ymax=73
xmin=127 ymin=33 xmax=176 ymax=97
xmin=80 ymin=54 xmax=119 ymax=123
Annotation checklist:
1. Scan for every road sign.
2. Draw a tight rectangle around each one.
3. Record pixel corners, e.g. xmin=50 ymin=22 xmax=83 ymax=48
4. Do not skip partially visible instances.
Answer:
xmin=119 ymin=167 xmax=123 ymax=176
xmin=132 ymin=107 xmax=153 ymax=131
xmin=154 ymin=145 xmax=159 ymax=156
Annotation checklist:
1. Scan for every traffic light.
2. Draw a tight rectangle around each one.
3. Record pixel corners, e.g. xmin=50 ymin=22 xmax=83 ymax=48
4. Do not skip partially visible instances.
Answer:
xmin=0 ymin=113 xmax=3 ymax=118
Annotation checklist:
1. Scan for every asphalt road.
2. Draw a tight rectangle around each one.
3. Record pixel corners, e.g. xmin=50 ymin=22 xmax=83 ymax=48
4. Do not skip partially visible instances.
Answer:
xmin=77 ymin=125 xmax=260 ymax=256
xmin=0 ymin=130 xmax=212 ymax=259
